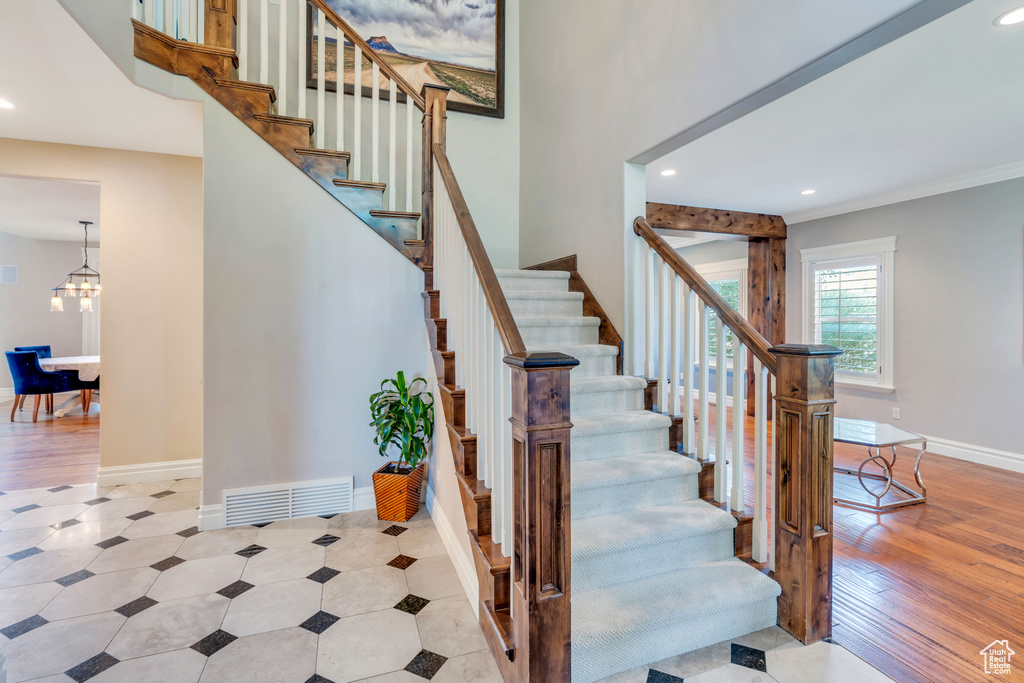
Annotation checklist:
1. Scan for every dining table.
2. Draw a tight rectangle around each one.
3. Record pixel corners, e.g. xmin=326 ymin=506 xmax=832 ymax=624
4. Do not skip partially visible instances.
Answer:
xmin=39 ymin=355 xmax=100 ymax=417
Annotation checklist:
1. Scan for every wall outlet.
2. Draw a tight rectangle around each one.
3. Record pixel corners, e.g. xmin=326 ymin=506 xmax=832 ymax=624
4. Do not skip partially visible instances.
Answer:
xmin=892 ymin=407 xmax=901 ymax=420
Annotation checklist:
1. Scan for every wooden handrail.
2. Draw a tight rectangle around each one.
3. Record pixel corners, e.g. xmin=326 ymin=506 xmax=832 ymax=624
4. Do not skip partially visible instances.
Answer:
xmin=306 ymin=0 xmax=427 ymax=111
xmin=434 ymin=143 xmax=526 ymax=356
xmin=634 ymin=217 xmax=777 ymax=375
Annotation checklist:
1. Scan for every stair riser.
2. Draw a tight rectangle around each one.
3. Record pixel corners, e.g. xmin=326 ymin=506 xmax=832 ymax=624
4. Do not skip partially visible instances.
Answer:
xmin=571 ymin=429 xmax=670 ymax=462
xmin=573 ymin=530 xmax=734 ymax=592
xmin=572 ymin=599 xmax=778 ymax=683
xmin=520 ymin=325 xmax=599 ymax=346
xmin=571 ymin=475 xmax=700 ymax=519
xmin=571 ymin=389 xmax=645 ymax=416
xmin=498 ymin=278 xmax=569 ymax=293
xmin=508 ymin=298 xmax=583 ymax=317
xmin=570 ymin=355 xmax=619 ymax=378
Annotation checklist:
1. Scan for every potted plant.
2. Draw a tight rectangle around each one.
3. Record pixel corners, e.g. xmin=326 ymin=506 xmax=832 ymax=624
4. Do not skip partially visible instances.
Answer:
xmin=369 ymin=371 xmax=434 ymax=522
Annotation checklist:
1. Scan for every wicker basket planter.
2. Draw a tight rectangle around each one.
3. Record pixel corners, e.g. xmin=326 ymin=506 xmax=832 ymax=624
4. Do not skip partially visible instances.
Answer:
xmin=372 ymin=462 xmax=426 ymax=522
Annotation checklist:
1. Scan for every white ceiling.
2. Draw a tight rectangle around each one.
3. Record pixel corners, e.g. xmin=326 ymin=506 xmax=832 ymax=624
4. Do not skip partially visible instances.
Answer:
xmin=646 ymin=0 xmax=1024 ymax=224
xmin=0 ymin=176 xmax=100 ymax=242
xmin=0 ymin=0 xmax=203 ymax=157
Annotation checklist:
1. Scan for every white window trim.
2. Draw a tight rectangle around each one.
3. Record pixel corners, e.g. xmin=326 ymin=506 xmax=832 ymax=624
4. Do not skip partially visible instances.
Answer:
xmin=801 ymin=237 xmax=896 ymax=393
xmin=695 ymin=258 xmax=748 ymax=371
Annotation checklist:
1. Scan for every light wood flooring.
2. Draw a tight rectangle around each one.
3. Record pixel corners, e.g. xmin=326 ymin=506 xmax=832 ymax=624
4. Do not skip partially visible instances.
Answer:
xmin=0 ymin=395 xmax=100 ymax=490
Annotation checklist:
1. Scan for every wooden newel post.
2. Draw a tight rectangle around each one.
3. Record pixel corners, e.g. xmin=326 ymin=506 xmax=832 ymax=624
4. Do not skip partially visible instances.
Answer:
xmin=769 ymin=343 xmax=842 ymax=644
xmin=204 ymin=0 xmax=236 ymax=49
xmin=506 ymin=351 xmax=578 ymax=683
xmin=421 ymin=84 xmax=449 ymax=275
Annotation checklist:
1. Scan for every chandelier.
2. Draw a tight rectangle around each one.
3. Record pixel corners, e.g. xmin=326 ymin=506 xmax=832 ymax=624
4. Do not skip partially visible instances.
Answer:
xmin=50 ymin=221 xmax=101 ymax=313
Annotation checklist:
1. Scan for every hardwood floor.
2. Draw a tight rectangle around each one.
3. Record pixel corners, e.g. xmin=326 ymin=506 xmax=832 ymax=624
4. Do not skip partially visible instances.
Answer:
xmin=702 ymin=405 xmax=1024 ymax=683
xmin=0 ymin=396 xmax=99 ymax=490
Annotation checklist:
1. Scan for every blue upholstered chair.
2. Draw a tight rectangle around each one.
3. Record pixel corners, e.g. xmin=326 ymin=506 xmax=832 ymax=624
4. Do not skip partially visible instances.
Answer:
xmin=5 ymin=351 xmax=75 ymax=422
xmin=14 ymin=345 xmax=52 ymax=359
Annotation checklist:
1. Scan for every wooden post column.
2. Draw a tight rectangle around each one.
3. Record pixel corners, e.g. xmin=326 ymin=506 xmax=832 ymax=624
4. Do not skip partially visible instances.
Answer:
xmin=204 ymin=0 xmax=236 ymax=49
xmin=421 ymin=84 xmax=449 ymax=278
xmin=770 ymin=343 xmax=841 ymax=644
xmin=506 ymin=351 xmax=577 ymax=683
xmin=747 ymin=237 xmax=785 ymax=415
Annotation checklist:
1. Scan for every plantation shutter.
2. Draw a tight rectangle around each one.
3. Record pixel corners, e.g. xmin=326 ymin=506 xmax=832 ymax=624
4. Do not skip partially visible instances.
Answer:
xmin=811 ymin=256 xmax=881 ymax=379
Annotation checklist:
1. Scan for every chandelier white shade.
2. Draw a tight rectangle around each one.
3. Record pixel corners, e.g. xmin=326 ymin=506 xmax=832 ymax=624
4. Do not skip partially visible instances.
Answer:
xmin=50 ymin=221 xmax=100 ymax=313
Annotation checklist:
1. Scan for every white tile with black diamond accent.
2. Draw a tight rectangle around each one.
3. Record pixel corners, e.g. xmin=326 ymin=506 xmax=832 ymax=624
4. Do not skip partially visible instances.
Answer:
xmin=1 ymin=503 xmax=87 ymax=531
xmin=0 ymin=478 xmax=891 ymax=683
xmin=148 ymin=489 xmax=200 ymax=514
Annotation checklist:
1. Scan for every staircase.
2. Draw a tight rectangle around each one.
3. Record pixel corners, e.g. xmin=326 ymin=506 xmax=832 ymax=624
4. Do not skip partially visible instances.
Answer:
xmin=497 ymin=269 xmax=780 ymax=682
xmin=126 ymin=1 xmax=844 ymax=680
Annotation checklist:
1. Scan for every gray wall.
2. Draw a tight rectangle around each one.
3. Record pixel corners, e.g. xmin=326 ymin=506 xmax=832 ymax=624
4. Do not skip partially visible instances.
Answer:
xmin=201 ymin=95 xmax=429 ymax=504
xmin=677 ymin=240 xmax=747 ymax=267
xmin=0 ymin=230 xmax=85 ymax=390
xmin=787 ymin=177 xmax=1024 ymax=455
xmin=518 ymin=0 xmax=923 ymax=332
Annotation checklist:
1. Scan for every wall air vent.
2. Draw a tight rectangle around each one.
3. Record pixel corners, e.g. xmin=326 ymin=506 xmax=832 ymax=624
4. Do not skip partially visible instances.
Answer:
xmin=0 ymin=265 xmax=17 ymax=284
xmin=222 ymin=476 xmax=354 ymax=527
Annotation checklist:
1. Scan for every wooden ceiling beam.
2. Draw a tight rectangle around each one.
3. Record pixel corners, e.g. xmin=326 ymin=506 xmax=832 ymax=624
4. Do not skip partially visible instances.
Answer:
xmin=646 ymin=202 xmax=787 ymax=239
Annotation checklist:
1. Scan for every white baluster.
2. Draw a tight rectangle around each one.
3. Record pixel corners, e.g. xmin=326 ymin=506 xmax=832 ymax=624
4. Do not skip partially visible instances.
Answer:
xmin=658 ymin=261 xmax=670 ymax=413
xmin=143 ymin=0 xmax=154 ymax=26
xmin=164 ymin=0 xmax=173 ymax=36
xmin=177 ymin=0 xmax=187 ymax=41
xmin=277 ymin=0 xmax=287 ymax=115
xmin=259 ymin=0 xmax=269 ymax=84
xmin=335 ymin=25 xmax=344 ymax=151
xmin=406 ymin=102 xmax=414 ymax=213
xmin=196 ymin=0 xmax=204 ymax=43
xmin=388 ymin=80 xmax=397 ymax=210
xmin=485 ymin=319 xmax=494 ymax=499
xmin=731 ymin=342 xmax=746 ymax=512
xmin=315 ymin=10 xmax=326 ymax=148
xmin=681 ymin=284 xmax=694 ymax=453
xmin=668 ymin=275 xmax=680 ymax=417
xmin=697 ymin=300 xmax=710 ymax=462
xmin=352 ymin=46 xmax=361 ymax=179
xmin=715 ymin=317 xmax=727 ymax=503
xmin=501 ymin=358 xmax=512 ymax=555
xmin=294 ymin=0 xmax=303 ymax=117
xmin=753 ymin=358 xmax=769 ymax=565
xmin=371 ymin=62 xmax=380 ymax=183
xmin=644 ymin=244 xmax=654 ymax=379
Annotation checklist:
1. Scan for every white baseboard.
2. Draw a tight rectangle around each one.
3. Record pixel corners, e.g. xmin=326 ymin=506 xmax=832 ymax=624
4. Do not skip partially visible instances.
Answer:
xmin=97 ymin=458 xmax=202 ymax=487
xmin=354 ymin=486 xmax=375 ymax=512
xmin=426 ymin=485 xmax=479 ymax=614
xmin=922 ymin=435 xmax=1024 ymax=474
xmin=198 ymin=503 xmax=225 ymax=531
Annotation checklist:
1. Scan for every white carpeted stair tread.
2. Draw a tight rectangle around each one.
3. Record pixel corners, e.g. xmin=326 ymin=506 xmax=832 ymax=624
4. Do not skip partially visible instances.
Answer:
xmin=505 ymin=290 xmax=583 ymax=302
xmin=571 ymin=452 xmax=701 ymax=492
xmin=529 ymin=344 xmax=618 ymax=358
xmin=495 ymin=268 xmax=569 ymax=280
xmin=570 ymin=376 xmax=648 ymax=395
xmin=572 ymin=411 xmax=672 ymax=437
xmin=572 ymin=561 xmax=780 ymax=682
xmin=517 ymin=316 xmax=600 ymax=328
xmin=572 ymin=501 xmax=735 ymax=562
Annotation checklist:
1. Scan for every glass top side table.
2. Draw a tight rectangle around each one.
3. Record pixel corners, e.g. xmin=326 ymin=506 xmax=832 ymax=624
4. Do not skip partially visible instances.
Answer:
xmin=833 ymin=417 xmax=928 ymax=512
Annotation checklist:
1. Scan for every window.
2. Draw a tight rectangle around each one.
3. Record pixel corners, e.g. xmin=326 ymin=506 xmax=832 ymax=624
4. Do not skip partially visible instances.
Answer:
xmin=695 ymin=259 xmax=748 ymax=365
xmin=801 ymin=237 xmax=896 ymax=392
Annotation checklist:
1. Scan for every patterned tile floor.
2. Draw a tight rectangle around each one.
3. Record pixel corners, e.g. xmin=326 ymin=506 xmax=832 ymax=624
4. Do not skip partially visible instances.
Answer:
xmin=0 ymin=479 xmax=892 ymax=683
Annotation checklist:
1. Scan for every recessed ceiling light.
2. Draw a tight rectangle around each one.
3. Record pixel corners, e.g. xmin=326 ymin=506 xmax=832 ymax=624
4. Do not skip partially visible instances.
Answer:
xmin=0 ymin=99 xmax=14 ymax=109
xmin=660 ymin=169 xmax=677 ymax=177
xmin=801 ymin=189 xmax=816 ymax=195
xmin=995 ymin=5 xmax=1024 ymax=25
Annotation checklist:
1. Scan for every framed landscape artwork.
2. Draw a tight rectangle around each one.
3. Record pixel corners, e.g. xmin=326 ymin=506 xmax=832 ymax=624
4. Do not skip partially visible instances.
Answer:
xmin=308 ymin=0 xmax=504 ymax=118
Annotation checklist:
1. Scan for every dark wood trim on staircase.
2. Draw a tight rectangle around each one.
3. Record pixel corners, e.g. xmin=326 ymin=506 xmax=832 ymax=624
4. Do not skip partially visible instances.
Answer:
xmin=523 ymin=255 xmax=624 ymax=374
xmin=646 ymin=203 xmax=787 ymax=239
xmin=747 ymin=236 xmax=786 ymax=415
xmin=770 ymin=343 xmax=841 ymax=645
xmin=635 ymin=218 xmax=777 ymax=374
